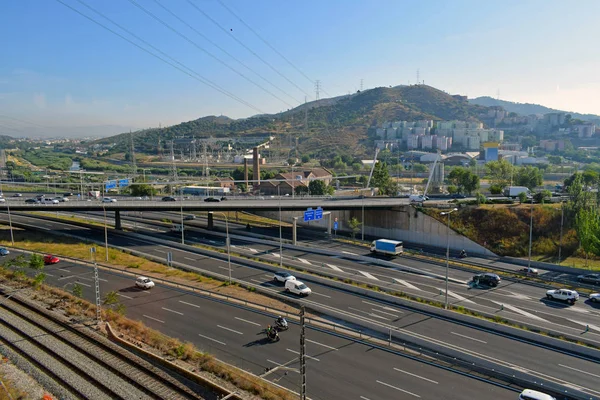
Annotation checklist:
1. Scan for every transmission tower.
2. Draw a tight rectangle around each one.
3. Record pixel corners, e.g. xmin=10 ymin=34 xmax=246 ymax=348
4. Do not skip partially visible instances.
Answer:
xmin=169 ymin=140 xmax=178 ymax=191
xmin=360 ymin=79 xmax=364 ymax=91
xmin=314 ymin=80 xmax=321 ymax=100
xmin=417 ymin=69 xmax=420 ymax=85
xmin=129 ymin=130 xmax=137 ymax=176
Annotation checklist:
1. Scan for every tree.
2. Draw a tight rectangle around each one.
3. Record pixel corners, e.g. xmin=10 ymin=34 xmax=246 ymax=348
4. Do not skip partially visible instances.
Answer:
xmin=371 ymin=161 xmax=391 ymax=189
xmin=412 ymin=163 xmax=427 ymax=173
xmin=29 ymin=254 xmax=44 ymax=270
xmin=485 ymin=159 xmax=514 ymax=189
xmin=476 ymin=192 xmax=486 ymax=205
xmin=566 ymin=173 xmax=592 ymax=220
xmin=518 ymin=191 xmax=528 ymax=204
xmin=447 ymin=167 xmax=480 ymax=195
xmin=582 ymin=170 xmax=599 ymax=186
xmin=72 ymin=283 xmax=83 ymax=298
xmin=351 ymin=163 xmax=363 ymax=172
xmin=295 ymin=185 xmax=309 ymax=195
xmin=348 ymin=217 xmax=361 ymax=240
xmin=489 ymin=184 xmax=503 ymax=195
xmin=130 ymin=183 xmax=156 ymax=197
xmin=308 ymin=180 xmax=331 ymax=195
xmin=301 ymin=155 xmax=310 ymax=163
xmin=447 ymin=185 xmax=458 ymax=194
xmin=533 ymin=190 xmax=552 ymax=204
xmin=575 ymin=207 xmax=600 ymax=265
xmin=514 ymin=166 xmax=543 ymax=190
xmin=33 ymin=272 xmax=46 ymax=288
xmin=548 ymin=155 xmax=562 ymax=165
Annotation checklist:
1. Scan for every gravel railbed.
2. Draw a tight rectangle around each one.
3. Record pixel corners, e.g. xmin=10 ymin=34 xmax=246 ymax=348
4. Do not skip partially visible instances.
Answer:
xmin=0 ymin=320 xmax=112 ymax=400
xmin=0 ymin=306 xmax=150 ymax=399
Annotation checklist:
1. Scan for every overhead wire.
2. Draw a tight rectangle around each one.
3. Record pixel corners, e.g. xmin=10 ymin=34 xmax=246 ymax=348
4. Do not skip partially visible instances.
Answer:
xmin=127 ymin=0 xmax=295 ymax=109
xmin=152 ymin=0 xmax=301 ymax=105
xmin=0 ymin=114 xmax=46 ymax=128
xmin=217 ymin=0 xmax=332 ymax=98
xmin=56 ymin=0 xmax=264 ymax=114
xmin=186 ymin=0 xmax=313 ymax=100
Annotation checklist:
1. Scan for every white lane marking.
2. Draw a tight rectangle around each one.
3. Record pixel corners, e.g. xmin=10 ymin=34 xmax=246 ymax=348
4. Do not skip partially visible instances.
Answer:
xmin=235 ymin=317 xmax=260 ymax=326
xmin=393 ymin=278 xmax=421 ymax=290
xmin=489 ymin=300 xmax=548 ymax=322
xmin=376 ymin=380 xmax=420 ymax=398
xmin=342 ymin=251 xmax=357 ymax=255
xmin=217 ymin=325 xmax=243 ymax=335
xmin=184 ymin=257 xmax=196 ymax=261
xmin=360 ymin=397 xmax=371 ymax=400
xmin=361 ymin=300 xmax=403 ymax=313
xmin=198 ymin=333 xmax=226 ymax=346
xmin=58 ymin=268 xmax=70 ymax=272
xmin=209 ymin=240 xmax=216 ymax=244
xmin=558 ymin=364 xmax=600 ymax=379
xmin=143 ymin=315 xmax=165 ymax=323
xmin=57 ymin=275 xmax=75 ymax=281
xmin=76 ymin=282 xmax=91 ymax=287
xmin=271 ymin=253 xmax=281 ymax=258
xmin=179 ymin=300 xmax=201 ymax=308
xmin=438 ymin=289 xmax=475 ymax=304
xmin=162 ymin=307 xmax=184 ymax=316
xmin=286 ymin=348 xmax=319 ymax=361
xmin=248 ymin=248 xmax=258 ymax=253
xmin=348 ymin=307 xmax=390 ymax=320
xmin=358 ymin=271 xmax=379 ymax=280
xmin=306 ymin=339 xmax=337 ymax=350
xmin=371 ymin=309 xmax=399 ymax=318
xmin=507 ymin=291 xmax=531 ymax=300
xmin=451 ymin=331 xmax=487 ymax=344
xmin=218 ymin=266 xmax=230 ymax=271
xmin=311 ymin=292 xmax=331 ymax=298
xmin=567 ymin=307 xmax=590 ymax=314
xmin=567 ymin=319 xmax=600 ymax=333
xmin=118 ymin=293 xmax=133 ymax=299
xmin=298 ymin=258 xmax=311 ymax=265
xmin=326 ymin=263 xmax=343 ymax=272
xmin=267 ymin=359 xmax=299 ymax=373
xmin=45 ymin=273 xmax=54 ymax=277
xmin=79 ymin=276 xmax=108 ymax=283
xmin=155 ymin=250 xmax=166 ymax=254
xmin=393 ymin=367 xmax=438 ymax=384
xmin=158 ymin=245 xmax=170 ymax=248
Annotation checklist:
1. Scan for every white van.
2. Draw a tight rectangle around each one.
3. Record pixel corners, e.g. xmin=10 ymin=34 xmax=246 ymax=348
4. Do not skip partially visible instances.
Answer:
xmin=519 ymin=389 xmax=556 ymax=400
xmin=285 ymin=280 xmax=311 ymax=296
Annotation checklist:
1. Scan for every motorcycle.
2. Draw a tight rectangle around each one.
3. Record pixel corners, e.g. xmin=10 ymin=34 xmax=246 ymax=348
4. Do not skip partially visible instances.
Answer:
xmin=275 ymin=318 xmax=288 ymax=331
xmin=459 ymin=250 xmax=467 ymax=258
xmin=265 ymin=327 xmax=280 ymax=342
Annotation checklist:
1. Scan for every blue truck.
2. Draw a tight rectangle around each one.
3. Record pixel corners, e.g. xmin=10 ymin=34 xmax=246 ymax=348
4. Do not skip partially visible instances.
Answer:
xmin=370 ymin=239 xmax=404 ymax=256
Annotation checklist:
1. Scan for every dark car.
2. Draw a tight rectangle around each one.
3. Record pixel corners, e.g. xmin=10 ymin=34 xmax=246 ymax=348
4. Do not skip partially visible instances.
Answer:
xmin=450 ymin=193 xmax=466 ymax=199
xmin=162 ymin=196 xmax=177 ymax=202
xmin=473 ymin=273 xmax=501 ymax=287
xmin=577 ymin=274 xmax=600 ymax=285
xmin=204 ymin=197 xmax=221 ymax=202
xmin=220 ymin=196 xmax=227 ymax=201
xmin=63 ymin=192 xmax=74 ymax=197
xmin=25 ymin=198 xmax=40 ymax=204
xmin=183 ymin=214 xmax=196 ymax=220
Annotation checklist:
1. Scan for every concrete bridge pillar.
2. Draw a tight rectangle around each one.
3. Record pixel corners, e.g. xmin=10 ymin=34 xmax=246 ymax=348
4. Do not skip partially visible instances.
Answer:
xmin=115 ymin=210 xmax=122 ymax=230
xmin=207 ymin=212 xmax=214 ymax=230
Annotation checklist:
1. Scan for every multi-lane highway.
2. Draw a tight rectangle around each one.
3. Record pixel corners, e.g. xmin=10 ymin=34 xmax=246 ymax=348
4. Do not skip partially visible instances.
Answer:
xmin=2 ymin=213 xmax=600 ymax=399
xmin=3 ymin=249 xmax=518 ymax=400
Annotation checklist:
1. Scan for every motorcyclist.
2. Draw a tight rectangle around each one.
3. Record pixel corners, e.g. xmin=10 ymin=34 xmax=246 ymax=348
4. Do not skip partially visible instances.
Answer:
xmin=460 ymin=249 xmax=467 ymax=258
xmin=276 ymin=316 xmax=286 ymax=326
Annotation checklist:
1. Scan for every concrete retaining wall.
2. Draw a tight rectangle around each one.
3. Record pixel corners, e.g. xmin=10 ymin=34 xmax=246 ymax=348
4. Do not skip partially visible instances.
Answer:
xmin=256 ymin=205 xmax=496 ymax=256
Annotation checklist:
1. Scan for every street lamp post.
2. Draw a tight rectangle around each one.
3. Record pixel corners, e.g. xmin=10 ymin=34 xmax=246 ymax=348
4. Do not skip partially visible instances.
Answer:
xmin=558 ymin=201 xmax=565 ymax=265
xmin=103 ymin=205 xmax=109 ymax=261
xmin=278 ymin=185 xmax=283 ymax=268
xmin=527 ymin=196 xmax=534 ymax=270
xmin=361 ymin=188 xmax=365 ymax=241
xmin=213 ymin=212 xmax=231 ymax=284
xmin=440 ymin=208 xmax=458 ymax=309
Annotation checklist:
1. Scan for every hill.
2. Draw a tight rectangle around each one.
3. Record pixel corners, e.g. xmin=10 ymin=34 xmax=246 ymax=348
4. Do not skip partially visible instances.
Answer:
xmin=469 ymin=96 xmax=600 ymax=123
xmin=95 ymin=85 xmax=493 ymax=158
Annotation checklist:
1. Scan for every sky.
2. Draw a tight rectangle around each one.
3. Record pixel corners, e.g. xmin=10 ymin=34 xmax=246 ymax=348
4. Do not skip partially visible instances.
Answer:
xmin=1 ymin=0 xmax=600 ymax=137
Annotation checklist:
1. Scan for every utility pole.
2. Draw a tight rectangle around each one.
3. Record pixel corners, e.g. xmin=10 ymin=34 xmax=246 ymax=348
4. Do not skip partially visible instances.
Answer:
xmin=314 ymin=80 xmax=321 ymax=100
xmin=300 ymin=306 xmax=307 ymax=400
xmin=558 ymin=202 xmax=564 ymax=265
xmin=170 ymin=141 xmax=178 ymax=194
xmin=130 ymin=130 xmax=137 ymax=176
xmin=90 ymin=247 xmax=101 ymax=325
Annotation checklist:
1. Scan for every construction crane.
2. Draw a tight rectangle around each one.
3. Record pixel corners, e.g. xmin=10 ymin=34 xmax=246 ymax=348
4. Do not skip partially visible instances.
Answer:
xmin=409 ymin=151 xmax=441 ymax=204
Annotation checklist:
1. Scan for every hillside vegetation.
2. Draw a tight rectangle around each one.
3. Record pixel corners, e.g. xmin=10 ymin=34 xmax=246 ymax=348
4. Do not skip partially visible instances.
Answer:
xmin=95 ymin=85 xmax=492 ymax=157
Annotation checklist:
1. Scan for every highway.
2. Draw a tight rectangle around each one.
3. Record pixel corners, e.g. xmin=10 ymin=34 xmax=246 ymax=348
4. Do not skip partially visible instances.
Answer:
xmin=2 ymin=213 xmax=600 ymax=398
xmin=2 ymin=249 xmax=518 ymax=400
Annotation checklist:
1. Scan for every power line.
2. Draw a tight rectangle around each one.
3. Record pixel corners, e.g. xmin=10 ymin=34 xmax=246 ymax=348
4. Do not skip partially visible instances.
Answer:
xmin=127 ymin=0 xmax=295 ymax=108
xmin=153 ymin=0 xmax=301 ymax=105
xmin=217 ymin=0 xmax=331 ymax=98
xmin=186 ymin=0 xmax=312 ymax=100
xmin=59 ymin=0 xmax=263 ymax=113
xmin=0 ymin=114 xmax=45 ymax=128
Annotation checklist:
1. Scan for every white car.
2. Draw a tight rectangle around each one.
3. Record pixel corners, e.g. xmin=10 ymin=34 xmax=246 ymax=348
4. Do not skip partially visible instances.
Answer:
xmin=54 ymin=197 xmax=68 ymax=202
xmin=102 ymin=197 xmax=117 ymax=203
xmin=41 ymin=198 xmax=59 ymax=204
xmin=519 ymin=389 xmax=556 ymax=400
xmin=135 ymin=276 xmax=155 ymax=289
xmin=0 ymin=198 xmax=5 ymax=203
xmin=590 ymin=293 xmax=600 ymax=303
xmin=285 ymin=279 xmax=311 ymax=296
xmin=273 ymin=271 xmax=296 ymax=283
xmin=546 ymin=288 xmax=579 ymax=304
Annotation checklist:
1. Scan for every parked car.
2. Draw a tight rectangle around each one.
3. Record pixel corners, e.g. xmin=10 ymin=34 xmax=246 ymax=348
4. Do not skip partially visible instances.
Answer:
xmin=183 ymin=214 xmax=196 ymax=220
xmin=577 ymin=273 xmax=600 ymax=285
xmin=43 ymin=255 xmax=60 ymax=265
xmin=472 ymin=273 xmax=501 ymax=287
xmin=0 ymin=248 xmax=9 ymax=256
xmin=546 ymin=288 xmax=579 ymax=304
xmin=135 ymin=276 xmax=155 ymax=289
xmin=589 ymin=293 xmax=600 ymax=303
xmin=273 ymin=271 xmax=296 ymax=283
xmin=13 ymin=193 xmax=22 ymax=197
xmin=285 ymin=279 xmax=311 ymax=296
xmin=162 ymin=196 xmax=177 ymax=202
xmin=102 ymin=197 xmax=117 ymax=203
xmin=25 ymin=198 xmax=40 ymax=204
xmin=204 ymin=197 xmax=221 ymax=202
xmin=41 ymin=198 xmax=59 ymax=204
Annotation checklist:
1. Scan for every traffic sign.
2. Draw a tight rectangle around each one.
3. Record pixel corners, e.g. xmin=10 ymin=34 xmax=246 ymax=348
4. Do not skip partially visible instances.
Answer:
xmin=105 ymin=180 xmax=117 ymax=190
xmin=118 ymin=179 xmax=129 ymax=187
xmin=303 ymin=208 xmax=315 ymax=222
xmin=315 ymin=207 xmax=323 ymax=220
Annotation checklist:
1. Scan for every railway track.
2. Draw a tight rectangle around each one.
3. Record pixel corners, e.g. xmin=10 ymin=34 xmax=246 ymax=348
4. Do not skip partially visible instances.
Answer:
xmin=0 ymin=294 xmax=209 ymax=400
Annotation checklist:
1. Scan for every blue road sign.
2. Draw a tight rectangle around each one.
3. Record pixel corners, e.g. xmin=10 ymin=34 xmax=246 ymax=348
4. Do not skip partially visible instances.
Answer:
xmin=105 ymin=181 xmax=117 ymax=190
xmin=303 ymin=208 xmax=315 ymax=222
xmin=334 ymin=221 xmax=338 ymax=230
xmin=118 ymin=179 xmax=129 ymax=187
xmin=315 ymin=207 xmax=323 ymax=220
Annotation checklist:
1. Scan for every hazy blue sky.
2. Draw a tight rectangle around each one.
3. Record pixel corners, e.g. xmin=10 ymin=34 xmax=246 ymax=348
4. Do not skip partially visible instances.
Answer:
xmin=1 ymin=0 xmax=600 ymax=134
